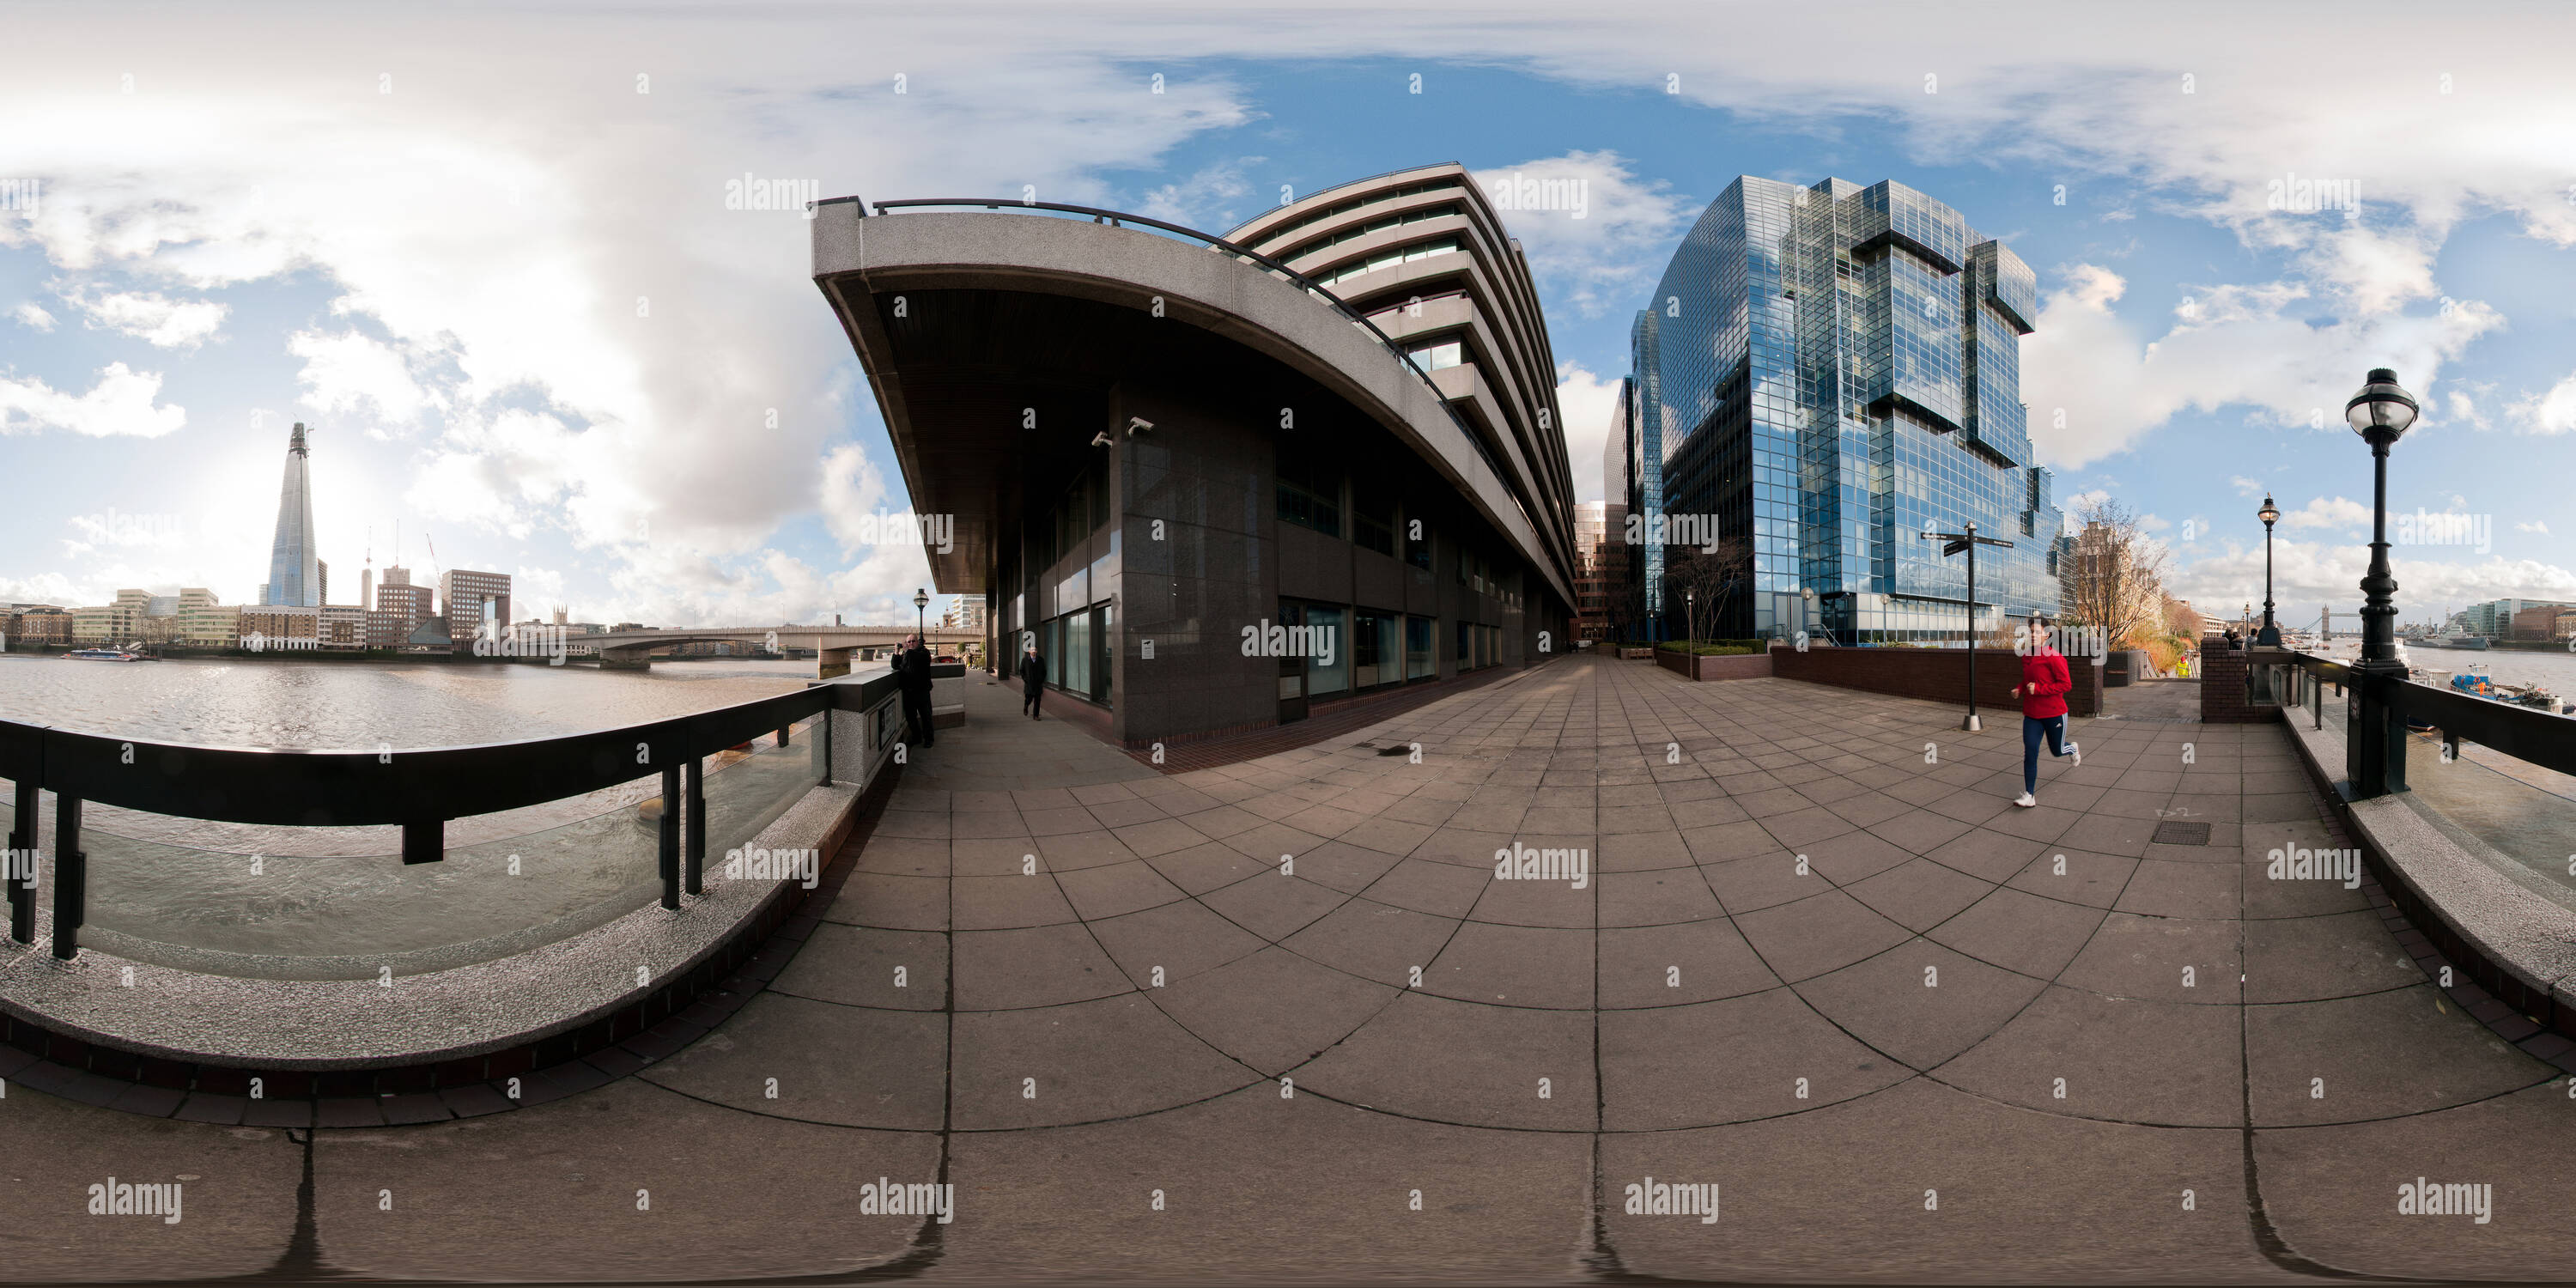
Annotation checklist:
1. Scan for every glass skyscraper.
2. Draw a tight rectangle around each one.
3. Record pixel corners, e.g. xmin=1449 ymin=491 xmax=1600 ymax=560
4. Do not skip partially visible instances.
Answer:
xmin=1625 ymin=176 xmax=2060 ymax=643
xmin=264 ymin=422 xmax=320 ymax=607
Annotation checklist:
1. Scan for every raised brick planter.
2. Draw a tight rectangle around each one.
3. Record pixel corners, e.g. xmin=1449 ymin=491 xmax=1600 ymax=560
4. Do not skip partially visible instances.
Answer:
xmin=2196 ymin=637 xmax=2283 ymax=724
xmin=1771 ymin=644 xmax=2102 ymax=717
xmin=1653 ymin=648 xmax=1775 ymax=681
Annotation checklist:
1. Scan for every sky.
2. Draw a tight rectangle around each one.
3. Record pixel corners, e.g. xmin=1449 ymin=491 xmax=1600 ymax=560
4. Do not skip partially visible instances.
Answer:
xmin=5 ymin=0 xmax=2574 ymax=632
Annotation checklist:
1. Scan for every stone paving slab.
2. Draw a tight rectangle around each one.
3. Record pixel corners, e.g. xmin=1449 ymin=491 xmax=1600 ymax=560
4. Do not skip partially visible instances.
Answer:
xmin=26 ymin=653 xmax=2576 ymax=1279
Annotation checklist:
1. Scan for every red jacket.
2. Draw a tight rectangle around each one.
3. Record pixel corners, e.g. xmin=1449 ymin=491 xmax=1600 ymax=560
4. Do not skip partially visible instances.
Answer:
xmin=2019 ymin=650 xmax=2072 ymax=719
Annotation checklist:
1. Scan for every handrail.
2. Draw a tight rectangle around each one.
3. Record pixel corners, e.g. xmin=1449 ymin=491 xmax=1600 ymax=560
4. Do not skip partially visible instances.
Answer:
xmin=0 ymin=665 xmax=959 ymax=959
xmin=2278 ymin=649 xmax=2576 ymax=779
xmin=864 ymin=197 xmax=1547 ymax=569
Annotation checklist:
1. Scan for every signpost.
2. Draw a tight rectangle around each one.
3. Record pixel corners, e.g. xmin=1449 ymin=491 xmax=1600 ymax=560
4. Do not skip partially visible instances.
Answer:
xmin=1920 ymin=520 xmax=2015 ymax=732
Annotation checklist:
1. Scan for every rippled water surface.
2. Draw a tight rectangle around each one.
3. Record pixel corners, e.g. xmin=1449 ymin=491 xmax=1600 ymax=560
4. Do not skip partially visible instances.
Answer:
xmin=0 ymin=653 xmax=860 ymax=748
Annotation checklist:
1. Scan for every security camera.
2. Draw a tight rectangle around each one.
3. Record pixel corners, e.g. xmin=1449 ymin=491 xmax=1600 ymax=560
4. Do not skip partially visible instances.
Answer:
xmin=1126 ymin=416 xmax=1154 ymax=436
xmin=1090 ymin=431 xmax=1114 ymax=447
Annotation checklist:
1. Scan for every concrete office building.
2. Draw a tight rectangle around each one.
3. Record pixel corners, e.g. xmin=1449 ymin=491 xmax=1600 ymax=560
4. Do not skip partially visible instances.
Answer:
xmin=813 ymin=161 xmax=1579 ymax=746
xmin=1625 ymin=177 xmax=2062 ymax=643
xmin=439 ymin=569 xmax=512 ymax=647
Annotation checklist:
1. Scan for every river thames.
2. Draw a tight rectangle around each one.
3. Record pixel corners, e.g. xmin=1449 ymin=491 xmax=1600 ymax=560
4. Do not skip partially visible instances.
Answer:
xmin=0 ymin=653 xmax=854 ymax=748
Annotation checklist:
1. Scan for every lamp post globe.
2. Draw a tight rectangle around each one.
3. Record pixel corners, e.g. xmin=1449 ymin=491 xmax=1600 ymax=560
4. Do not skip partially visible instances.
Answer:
xmin=2343 ymin=368 xmax=2419 ymax=798
xmin=914 ymin=587 xmax=929 ymax=644
xmin=2256 ymin=495 xmax=2282 ymax=647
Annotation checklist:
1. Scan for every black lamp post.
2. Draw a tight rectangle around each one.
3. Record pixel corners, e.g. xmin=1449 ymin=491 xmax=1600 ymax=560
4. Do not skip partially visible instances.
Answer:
xmin=2345 ymin=368 xmax=2419 ymax=798
xmin=914 ymin=588 xmax=929 ymax=646
xmin=2256 ymin=495 xmax=2281 ymax=647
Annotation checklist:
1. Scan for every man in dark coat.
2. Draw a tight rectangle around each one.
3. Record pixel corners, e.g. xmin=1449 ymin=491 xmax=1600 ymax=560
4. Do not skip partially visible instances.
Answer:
xmin=1021 ymin=639 xmax=1047 ymax=720
xmin=898 ymin=634 xmax=934 ymax=748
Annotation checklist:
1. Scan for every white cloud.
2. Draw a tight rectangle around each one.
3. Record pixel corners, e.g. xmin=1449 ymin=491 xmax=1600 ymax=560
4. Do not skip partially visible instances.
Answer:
xmin=2277 ymin=495 xmax=2371 ymax=531
xmin=1135 ymin=155 xmax=1262 ymax=232
xmin=1555 ymin=361 xmax=1622 ymax=502
xmin=2228 ymin=476 xmax=2265 ymax=498
xmin=2511 ymin=371 xmax=2576 ymax=434
xmin=10 ymin=301 xmax=54 ymax=331
xmin=64 ymin=286 xmax=228 ymax=348
xmin=1472 ymin=150 xmax=1693 ymax=319
xmin=2171 ymin=538 xmax=2576 ymax=623
xmin=0 ymin=362 xmax=185 ymax=438
xmin=289 ymin=329 xmax=437 ymax=428
xmin=2516 ymin=520 xmax=2549 ymax=535
xmin=2021 ymin=264 xmax=2502 ymax=470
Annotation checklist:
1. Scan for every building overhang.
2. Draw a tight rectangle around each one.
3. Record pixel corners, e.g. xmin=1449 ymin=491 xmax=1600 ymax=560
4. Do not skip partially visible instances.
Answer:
xmin=811 ymin=201 xmax=1575 ymax=610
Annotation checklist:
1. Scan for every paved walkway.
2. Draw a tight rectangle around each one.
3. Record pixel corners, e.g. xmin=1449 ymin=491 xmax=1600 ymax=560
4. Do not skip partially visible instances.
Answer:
xmin=12 ymin=655 xmax=2575 ymax=1282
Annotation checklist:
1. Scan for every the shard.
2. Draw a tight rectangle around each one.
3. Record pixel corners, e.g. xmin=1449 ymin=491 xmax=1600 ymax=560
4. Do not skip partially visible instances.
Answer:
xmin=264 ymin=422 xmax=319 ymax=606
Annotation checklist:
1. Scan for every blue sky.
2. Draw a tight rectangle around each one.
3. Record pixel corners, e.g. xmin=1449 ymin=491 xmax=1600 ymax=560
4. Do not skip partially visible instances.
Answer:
xmin=5 ymin=3 xmax=2573 ymax=630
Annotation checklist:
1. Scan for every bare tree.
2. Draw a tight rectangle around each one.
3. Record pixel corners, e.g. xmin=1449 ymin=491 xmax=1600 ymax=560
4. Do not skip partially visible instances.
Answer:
xmin=1663 ymin=537 xmax=1753 ymax=643
xmin=2060 ymin=497 xmax=2170 ymax=648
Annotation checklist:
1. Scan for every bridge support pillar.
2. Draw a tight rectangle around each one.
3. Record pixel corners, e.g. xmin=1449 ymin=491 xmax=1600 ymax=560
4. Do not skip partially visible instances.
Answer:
xmin=818 ymin=647 xmax=853 ymax=680
xmin=600 ymin=646 xmax=653 ymax=671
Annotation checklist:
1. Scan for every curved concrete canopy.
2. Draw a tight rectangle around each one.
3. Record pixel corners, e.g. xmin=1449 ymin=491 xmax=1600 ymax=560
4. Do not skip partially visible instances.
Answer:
xmin=811 ymin=201 xmax=1575 ymax=610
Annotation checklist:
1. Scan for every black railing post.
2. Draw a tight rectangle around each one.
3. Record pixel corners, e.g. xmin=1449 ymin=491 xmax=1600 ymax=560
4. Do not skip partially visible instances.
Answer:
xmin=400 ymin=819 xmax=444 ymax=865
xmin=683 ymin=756 xmax=706 ymax=897
xmin=52 ymin=793 xmax=84 ymax=961
xmin=8 ymin=779 xmax=36 ymax=945
xmin=658 ymin=765 xmax=681 ymax=910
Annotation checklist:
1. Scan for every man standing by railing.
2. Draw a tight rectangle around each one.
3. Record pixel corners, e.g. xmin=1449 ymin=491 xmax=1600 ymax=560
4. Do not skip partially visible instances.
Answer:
xmin=898 ymin=633 xmax=934 ymax=748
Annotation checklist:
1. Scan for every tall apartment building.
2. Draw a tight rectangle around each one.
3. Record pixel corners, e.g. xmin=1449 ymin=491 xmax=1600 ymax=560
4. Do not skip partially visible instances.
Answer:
xmin=439 ymin=569 xmax=512 ymax=646
xmin=174 ymin=588 xmax=240 ymax=648
xmin=1626 ymin=177 xmax=2060 ymax=642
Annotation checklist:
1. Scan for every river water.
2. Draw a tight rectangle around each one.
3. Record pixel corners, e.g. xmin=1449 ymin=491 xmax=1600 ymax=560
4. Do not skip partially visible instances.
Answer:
xmin=0 ymin=653 xmax=850 ymax=748
xmin=0 ymin=654 xmax=881 ymax=979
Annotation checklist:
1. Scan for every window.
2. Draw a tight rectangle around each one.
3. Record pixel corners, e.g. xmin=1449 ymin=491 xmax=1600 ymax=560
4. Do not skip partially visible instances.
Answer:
xmin=1406 ymin=616 xmax=1434 ymax=679
xmin=1455 ymin=618 xmax=1471 ymax=666
xmin=1307 ymin=605 xmax=1348 ymax=696
xmin=1277 ymin=441 xmax=1342 ymax=538
xmin=1407 ymin=337 xmax=1463 ymax=371
xmin=1353 ymin=480 xmax=1395 ymax=556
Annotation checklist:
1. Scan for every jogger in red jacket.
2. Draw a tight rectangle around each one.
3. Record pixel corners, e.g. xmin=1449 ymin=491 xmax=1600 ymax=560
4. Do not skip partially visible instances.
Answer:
xmin=2008 ymin=617 xmax=2080 ymax=806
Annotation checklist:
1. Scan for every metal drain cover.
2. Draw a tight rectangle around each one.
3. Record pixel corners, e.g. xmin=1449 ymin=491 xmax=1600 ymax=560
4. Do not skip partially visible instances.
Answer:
xmin=2153 ymin=821 xmax=2212 ymax=846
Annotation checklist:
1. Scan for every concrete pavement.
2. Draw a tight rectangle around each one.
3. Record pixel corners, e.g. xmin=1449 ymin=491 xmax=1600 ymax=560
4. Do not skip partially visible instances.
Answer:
xmin=8 ymin=654 xmax=2572 ymax=1282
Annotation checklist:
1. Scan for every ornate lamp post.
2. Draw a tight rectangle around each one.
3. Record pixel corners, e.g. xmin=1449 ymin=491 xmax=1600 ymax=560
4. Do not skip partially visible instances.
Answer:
xmin=2256 ymin=495 xmax=2281 ymax=647
xmin=2345 ymin=368 xmax=2419 ymax=798
xmin=914 ymin=588 xmax=930 ymax=647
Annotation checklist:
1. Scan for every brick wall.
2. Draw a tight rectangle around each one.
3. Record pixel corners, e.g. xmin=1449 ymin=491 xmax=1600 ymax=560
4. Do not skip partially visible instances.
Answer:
xmin=1771 ymin=645 xmax=2102 ymax=717
xmin=1653 ymin=649 xmax=1776 ymax=681
xmin=2196 ymin=636 xmax=2282 ymax=724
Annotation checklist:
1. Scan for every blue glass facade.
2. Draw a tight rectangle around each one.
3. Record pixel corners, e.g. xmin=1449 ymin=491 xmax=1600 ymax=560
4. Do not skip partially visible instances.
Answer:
xmin=1625 ymin=177 xmax=2060 ymax=643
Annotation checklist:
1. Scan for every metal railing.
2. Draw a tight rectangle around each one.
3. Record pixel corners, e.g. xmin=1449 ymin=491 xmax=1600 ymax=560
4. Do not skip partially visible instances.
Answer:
xmin=0 ymin=665 xmax=952 ymax=962
xmin=2270 ymin=650 xmax=2576 ymax=794
xmin=862 ymin=197 xmax=1553 ymax=568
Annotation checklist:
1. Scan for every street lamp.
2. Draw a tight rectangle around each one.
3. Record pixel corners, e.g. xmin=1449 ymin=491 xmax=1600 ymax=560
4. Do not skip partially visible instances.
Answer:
xmin=1686 ymin=588 xmax=1696 ymax=649
xmin=2345 ymin=368 xmax=2420 ymax=798
xmin=914 ymin=588 xmax=929 ymax=647
xmin=2256 ymin=495 xmax=2281 ymax=647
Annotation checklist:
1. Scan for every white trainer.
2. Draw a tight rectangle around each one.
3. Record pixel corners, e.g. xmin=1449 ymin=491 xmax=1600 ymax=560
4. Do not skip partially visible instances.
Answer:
xmin=2065 ymin=741 xmax=2081 ymax=767
xmin=2013 ymin=793 xmax=2037 ymax=808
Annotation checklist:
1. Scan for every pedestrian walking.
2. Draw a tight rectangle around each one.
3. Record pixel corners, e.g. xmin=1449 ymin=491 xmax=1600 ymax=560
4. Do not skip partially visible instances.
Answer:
xmin=898 ymin=633 xmax=934 ymax=748
xmin=1021 ymin=639 xmax=1048 ymax=720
